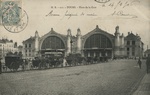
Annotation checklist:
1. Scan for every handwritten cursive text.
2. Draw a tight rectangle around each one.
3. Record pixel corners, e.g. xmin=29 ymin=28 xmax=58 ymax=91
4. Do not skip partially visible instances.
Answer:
xmin=46 ymin=10 xmax=60 ymax=16
xmin=111 ymin=10 xmax=138 ymax=19
xmin=95 ymin=0 xmax=140 ymax=9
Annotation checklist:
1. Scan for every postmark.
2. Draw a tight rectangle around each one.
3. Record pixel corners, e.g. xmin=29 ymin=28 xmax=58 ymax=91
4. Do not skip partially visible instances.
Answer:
xmin=0 ymin=0 xmax=28 ymax=33
xmin=94 ymin=0 xmax=110 ymax=3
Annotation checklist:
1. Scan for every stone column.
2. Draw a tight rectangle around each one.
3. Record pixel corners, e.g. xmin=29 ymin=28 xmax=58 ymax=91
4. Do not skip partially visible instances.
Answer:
xmin=76 ymin=28 xmax=82 ymax=54
xmin=99 ymin=52 xmax=102 ymax=57
xmin=121 ymin=33 xmax=125 ymax=57
xmin=114 ymin=26 xmax=120 ymax=57
xmin=67 ymin=29 xmax=71 ymax=55
xmin=94 ymin=52 xmax=96 ymax=57
xmin=87 ymin=52 xmax=91 ymax=57
xmin=35 ymin=31 xmax=39 ymax=57
xmin=111 ymin=50 xmax=114 ymax=59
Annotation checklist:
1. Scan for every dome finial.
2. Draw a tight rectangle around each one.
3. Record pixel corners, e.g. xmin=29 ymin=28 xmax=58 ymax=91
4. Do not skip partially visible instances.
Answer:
xmin=51 ymin=28 xmax=53 ymax=31
xmin=35 ymin=30 xmax=39 ymax=37
xmin=96 ymin=25 xmax=99 ymax=28
xmin=67 ymin=29 xmax=71 ymax=36
xmin=77 ymin=28 xmax=81 ymax=36
xmin=115 ymin=25 xmax=119 ymax=33
xmin=77 ymin=28 xmax=80 ymax=32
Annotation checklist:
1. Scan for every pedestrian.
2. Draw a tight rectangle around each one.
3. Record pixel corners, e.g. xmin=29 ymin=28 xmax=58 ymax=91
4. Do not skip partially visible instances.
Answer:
xmin=22 ymin=60 xmax=25 ymax=71
xmin=63 ymin=57 xmax=67 ymax=67
xmin=0 ymin=58 xmax=2 ymax=74
xmin=137 ymin=58 xmax=142 ymax=69
xmin=146 ymin=54 xmax=150 ymax=73
xmin=28 ymin=58 xmax=32 ymax=70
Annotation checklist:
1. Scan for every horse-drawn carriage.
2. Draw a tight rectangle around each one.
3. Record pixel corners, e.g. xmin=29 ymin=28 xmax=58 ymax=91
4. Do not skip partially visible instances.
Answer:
xmin=65 ymin=53 xmax=86 ymax=66
xmin=5 ymin=55 xmax=23 ymax=71
xmin=32 ymin=53 xmax=86 ymax=68
xmin=32 ymin=55 xmax=63 ymax=69
xmin=3 ymin=51 xmax=110 ymax=72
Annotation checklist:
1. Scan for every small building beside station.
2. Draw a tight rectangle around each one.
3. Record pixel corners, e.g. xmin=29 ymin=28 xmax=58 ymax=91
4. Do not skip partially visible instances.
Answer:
xmin=124 ymin=32 xmax=144 ymax=59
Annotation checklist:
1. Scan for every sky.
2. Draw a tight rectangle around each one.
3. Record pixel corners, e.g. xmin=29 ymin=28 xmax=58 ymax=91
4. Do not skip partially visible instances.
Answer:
xmin=0 ymin=0 xmax=150 ymax=50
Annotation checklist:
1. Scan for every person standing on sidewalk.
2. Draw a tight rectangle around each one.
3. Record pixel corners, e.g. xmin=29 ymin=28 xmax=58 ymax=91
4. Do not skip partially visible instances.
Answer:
xmin=0 ymin=58 xmax=2 ymax=74
xmin=63 ymin=57 xmax=67 ymax=67
xmin=137 ymin=58 xmax=142 ymax=69
xmin=146 ymin=54 xmax=150 ymax=73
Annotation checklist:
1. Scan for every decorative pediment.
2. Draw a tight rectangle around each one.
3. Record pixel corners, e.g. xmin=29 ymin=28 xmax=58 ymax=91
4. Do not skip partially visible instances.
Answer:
xmin=39 ymin=28 xmax=68 ymax=50
xmin=81 ymin=25 xmax=115 ymax=50
xmin=82 ymin=25 xmax=114 ymax=40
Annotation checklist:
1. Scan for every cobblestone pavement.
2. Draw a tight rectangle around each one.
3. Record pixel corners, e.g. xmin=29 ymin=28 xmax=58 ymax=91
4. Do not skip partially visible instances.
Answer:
xmin=0 ymin=59 xmax=146 ymax=95
xmin=133 ymin=73 xmax=150 ymax=95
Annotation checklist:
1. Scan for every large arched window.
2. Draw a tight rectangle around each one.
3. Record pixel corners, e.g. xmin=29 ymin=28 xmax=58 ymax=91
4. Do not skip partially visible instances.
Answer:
xmin=84 ymin=34 xmax=112 ymax=48
xmin=41 ymin=36 xmax=65 ymax=49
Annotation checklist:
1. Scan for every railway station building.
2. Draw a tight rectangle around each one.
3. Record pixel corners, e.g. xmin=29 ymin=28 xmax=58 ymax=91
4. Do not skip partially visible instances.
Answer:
xmin=22 ymin=25 xmax=144 ymax=59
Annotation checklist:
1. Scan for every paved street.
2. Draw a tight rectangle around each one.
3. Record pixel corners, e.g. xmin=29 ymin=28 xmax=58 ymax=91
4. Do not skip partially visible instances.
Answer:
xmin=0 ymin=59 xmax=146 ymax=95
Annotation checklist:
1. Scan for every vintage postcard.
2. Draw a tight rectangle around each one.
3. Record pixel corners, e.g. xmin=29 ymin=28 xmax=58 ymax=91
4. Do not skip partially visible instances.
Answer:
xmin=0 ymin=0 xmax=150 ymax=95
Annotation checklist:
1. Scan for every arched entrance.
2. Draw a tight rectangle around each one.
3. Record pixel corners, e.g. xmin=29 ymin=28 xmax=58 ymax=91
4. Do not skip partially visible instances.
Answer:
xmin=41 ymin=36 xmax=65 ymax=57
xmin=83 ymin=34 xmax=113 ymax=59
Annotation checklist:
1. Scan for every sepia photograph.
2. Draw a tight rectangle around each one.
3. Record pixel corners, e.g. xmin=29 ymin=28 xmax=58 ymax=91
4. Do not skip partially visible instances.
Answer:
xmin=0 ymin=0 xmax=150 ymax=95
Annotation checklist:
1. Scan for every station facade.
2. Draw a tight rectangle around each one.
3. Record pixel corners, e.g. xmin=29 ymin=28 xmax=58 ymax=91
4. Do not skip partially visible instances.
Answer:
xmin=22 ymin=25 xmax=143 ymax=59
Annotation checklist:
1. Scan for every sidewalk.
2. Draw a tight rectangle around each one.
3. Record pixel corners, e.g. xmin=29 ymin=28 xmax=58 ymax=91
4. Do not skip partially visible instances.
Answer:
xmin=133 ymin=73 xmax=150 ymax=95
